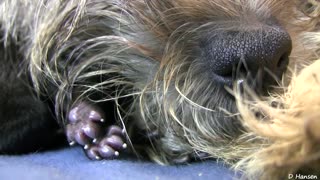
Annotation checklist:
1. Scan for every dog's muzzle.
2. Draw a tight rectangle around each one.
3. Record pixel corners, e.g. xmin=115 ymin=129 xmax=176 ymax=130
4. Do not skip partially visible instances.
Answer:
xmin=201 ymin=25 xmax=292 ymax=93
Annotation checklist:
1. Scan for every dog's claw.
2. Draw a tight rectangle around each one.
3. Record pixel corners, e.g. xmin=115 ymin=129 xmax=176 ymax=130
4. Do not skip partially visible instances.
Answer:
xmin=84 ymin=144 xmax=89 ymax=150
xmin=69 ymin=141 xmax=76 ymax=146
xmin=95 ymin=156 xmax=101 ymax=160
xmin=115 ymin=151 xmax=119 ymax=156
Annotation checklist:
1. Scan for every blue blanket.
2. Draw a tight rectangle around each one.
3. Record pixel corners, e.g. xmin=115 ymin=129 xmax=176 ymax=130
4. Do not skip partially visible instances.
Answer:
xmin=0 ymin=147 xmax=236 ymax=180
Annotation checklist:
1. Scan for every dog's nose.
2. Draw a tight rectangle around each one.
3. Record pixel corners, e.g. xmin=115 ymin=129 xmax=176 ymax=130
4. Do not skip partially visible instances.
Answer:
xmin=202 ymin=27 xmax=292 ymax=90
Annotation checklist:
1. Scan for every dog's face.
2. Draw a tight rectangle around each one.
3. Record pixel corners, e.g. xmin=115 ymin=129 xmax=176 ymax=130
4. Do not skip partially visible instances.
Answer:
xmin=110 ymin=0 xmax=320 ymax=163
xmin=41 ymin=0 xmax=311 ymax=161
xmin=128 ymin=0 xmax=304 ymax=138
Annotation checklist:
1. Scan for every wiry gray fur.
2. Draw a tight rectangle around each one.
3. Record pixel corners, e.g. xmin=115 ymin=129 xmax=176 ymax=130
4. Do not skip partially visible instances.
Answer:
xmin=0 ymin=0 xmax=307 ymax=165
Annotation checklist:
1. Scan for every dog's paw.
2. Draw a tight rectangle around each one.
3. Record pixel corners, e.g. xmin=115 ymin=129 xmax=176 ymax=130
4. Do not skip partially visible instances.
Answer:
xmin=66 ymin=102 xmax=127 ymax=160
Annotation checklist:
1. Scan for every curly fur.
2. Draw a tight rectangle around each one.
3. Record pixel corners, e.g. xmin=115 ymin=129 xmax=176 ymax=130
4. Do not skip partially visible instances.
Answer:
xmin=0 ymin=0 xmax=319 ymax=179
xmin=234 ymin=2 xmax=320 ymax=178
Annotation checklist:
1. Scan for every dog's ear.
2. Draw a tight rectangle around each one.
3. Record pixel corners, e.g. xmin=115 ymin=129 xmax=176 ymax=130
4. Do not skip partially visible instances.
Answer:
xmin=296 ymin=0 xmax=320 ymax=17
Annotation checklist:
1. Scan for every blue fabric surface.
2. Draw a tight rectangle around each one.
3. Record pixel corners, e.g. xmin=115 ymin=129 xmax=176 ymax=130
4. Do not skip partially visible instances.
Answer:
xmin=0 ymin=147 xmax=236 ymax=180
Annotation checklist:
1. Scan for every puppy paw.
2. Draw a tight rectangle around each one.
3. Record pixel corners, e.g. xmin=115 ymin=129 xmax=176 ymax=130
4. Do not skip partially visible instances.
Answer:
xmin=85 ymin=125 xmax=127 ymax=160
xmin=66 ymin=102 xmax=127 ymax=160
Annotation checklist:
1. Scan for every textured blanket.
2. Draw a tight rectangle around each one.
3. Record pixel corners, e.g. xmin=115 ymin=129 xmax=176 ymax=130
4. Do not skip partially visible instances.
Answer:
xmin=0 ymin=147 xmax=236 ymax=180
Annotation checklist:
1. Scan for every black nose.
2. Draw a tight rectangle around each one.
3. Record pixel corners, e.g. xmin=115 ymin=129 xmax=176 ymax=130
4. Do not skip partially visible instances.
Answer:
xmin=201 ymin=26 xmax=292 ymax=91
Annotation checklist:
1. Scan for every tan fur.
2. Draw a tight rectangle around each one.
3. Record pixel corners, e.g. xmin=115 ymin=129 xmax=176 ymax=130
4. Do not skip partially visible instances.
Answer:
xmin=234 ymin=2 xmax=320 ymax=178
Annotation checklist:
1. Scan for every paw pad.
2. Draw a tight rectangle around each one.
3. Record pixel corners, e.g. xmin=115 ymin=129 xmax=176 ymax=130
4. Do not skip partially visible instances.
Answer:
xmin=65 ymin=102 xmax=127 ymax=160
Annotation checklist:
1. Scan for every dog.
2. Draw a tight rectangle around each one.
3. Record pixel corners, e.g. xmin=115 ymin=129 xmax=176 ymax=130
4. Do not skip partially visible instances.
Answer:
xmin=0 ymin=0 xmax=318 ymax=179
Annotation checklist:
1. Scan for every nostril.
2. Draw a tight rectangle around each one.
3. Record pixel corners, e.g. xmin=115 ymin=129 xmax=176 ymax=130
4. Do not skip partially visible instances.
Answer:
xmin=214 ymin=61 xmax=248 ymax=79
xmin=277 ymin=52 xmax=290 ymax=69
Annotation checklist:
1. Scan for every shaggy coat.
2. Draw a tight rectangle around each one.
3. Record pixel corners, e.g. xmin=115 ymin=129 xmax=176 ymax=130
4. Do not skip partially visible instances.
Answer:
xmin=0 ymin=0 xmax=319 ymax=179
